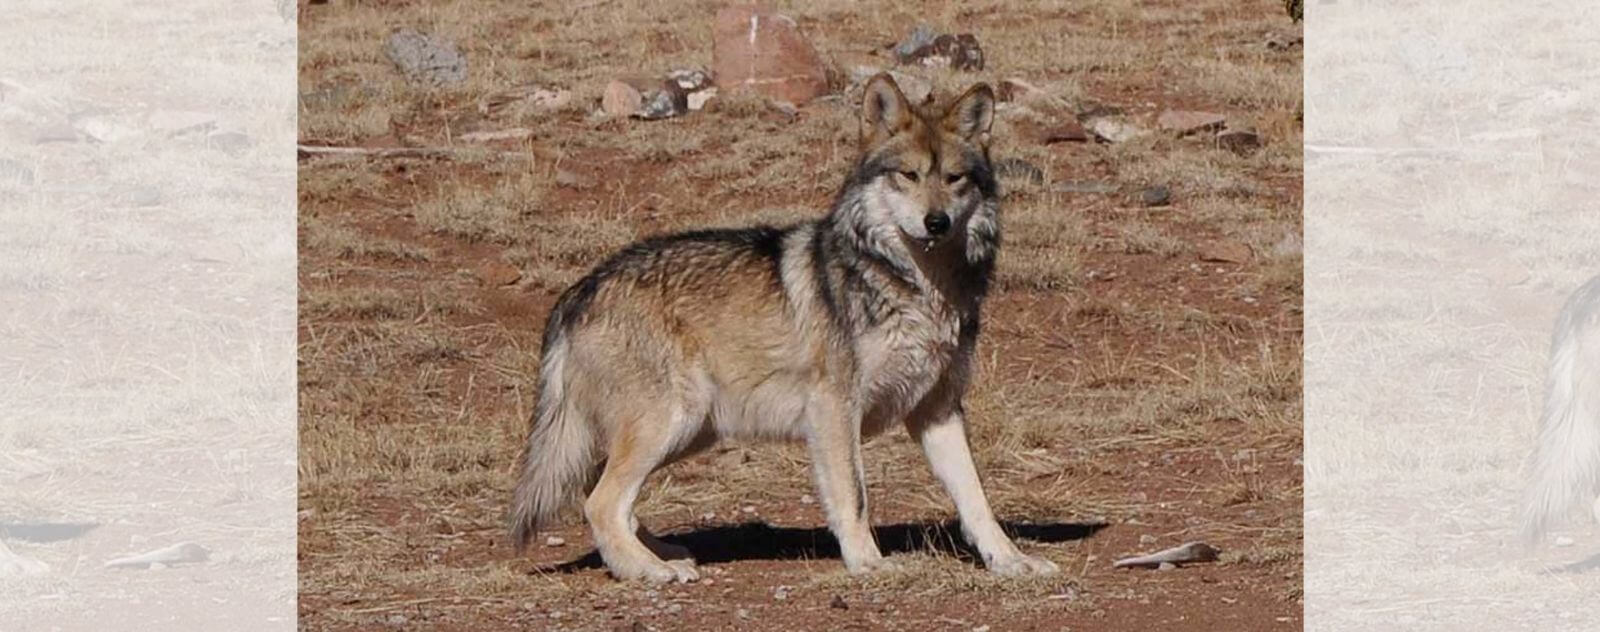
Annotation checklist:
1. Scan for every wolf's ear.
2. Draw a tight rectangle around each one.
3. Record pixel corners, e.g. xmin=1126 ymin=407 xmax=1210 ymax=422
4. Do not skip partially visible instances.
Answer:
xmin=861 ymin=73 xmax=912 ymax=140
xmin=943 ymin=83 xmax=995 ymax=145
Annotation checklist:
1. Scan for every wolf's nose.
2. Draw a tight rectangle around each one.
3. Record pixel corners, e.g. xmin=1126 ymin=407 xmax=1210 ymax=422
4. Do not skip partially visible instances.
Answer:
xmin=924 ymin=212 xmax=951 ymax=236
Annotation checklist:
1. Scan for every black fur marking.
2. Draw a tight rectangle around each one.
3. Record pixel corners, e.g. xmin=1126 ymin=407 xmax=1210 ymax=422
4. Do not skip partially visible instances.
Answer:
xmin=963 ymin=149 xmax=998 ymax=200
xmin=809 ymin=224 xmax=845 ymax=331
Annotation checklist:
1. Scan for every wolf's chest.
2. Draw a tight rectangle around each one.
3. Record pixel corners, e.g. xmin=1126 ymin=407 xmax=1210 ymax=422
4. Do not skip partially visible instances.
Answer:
xmin=855 ymin=307 xmax=963 ymax=427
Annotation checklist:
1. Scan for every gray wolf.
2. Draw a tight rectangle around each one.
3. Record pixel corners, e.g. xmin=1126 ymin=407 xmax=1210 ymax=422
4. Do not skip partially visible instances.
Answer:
xmin=507 ymin=74 xmax=1061 ymax=583
xmin=1521 ymin=274 xmax=1600 ymax=545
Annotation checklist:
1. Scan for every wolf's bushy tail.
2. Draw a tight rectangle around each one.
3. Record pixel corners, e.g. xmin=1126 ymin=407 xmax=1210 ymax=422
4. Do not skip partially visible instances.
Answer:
xmin=509 ymin=336 xmax=599 ymax=550
xmin=1520 ymin=294 xmax=1600 ymax=546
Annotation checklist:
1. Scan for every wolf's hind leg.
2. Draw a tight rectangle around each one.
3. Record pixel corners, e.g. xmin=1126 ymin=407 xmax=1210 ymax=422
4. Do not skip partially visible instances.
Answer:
xmin=584 ymin=406 xmax=700 ymax=584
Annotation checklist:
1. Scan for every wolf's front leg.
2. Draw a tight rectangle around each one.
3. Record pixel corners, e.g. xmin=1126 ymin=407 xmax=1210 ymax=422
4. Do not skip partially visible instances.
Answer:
xmin=805 ymin=397 xmax=893 ymax=573
xmin=911 ymin=408 xmax=1059 ymax=576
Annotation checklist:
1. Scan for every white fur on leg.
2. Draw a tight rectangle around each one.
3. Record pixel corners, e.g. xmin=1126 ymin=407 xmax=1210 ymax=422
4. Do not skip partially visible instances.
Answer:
xmin=805 ymin=399 xmax=889 ymax=572
xmin=917 ymin=412 xmax=1059 ymax=576
xmin=0 ymin=538 xmax=48 ymax=577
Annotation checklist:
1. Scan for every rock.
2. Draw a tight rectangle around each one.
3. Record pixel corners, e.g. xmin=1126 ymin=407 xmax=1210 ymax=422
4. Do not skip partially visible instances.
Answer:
xmin=385 ymin=28 xmax=467 ymax=87
xmin=830 ymin=595 xmax=848 ymax=610
xmin=71 ymin=110 xmax=140 ymax=143
xmin=712 ymin=6 xmax=830 ymax=105
xmin=555 ymin=169 xmax=592 ymax=189
xmin=476 ymin=261 xmax=523 ymax=287
xmin=480 ymin=85 xmax=573 ymax=118
xmin=687 ymin=87 xmax=718 ymax=111
xmin=768 ymin=100 xmax=798 ymax=120
xmin=993 ymin=157 xmax=1044 ymax=185
xmin=1157 ymin=562 xmax=1177 ymax=571
xmin=849 ymin=66 xmax=931 ymax=105
xmin=897 ymin=29 xmax=985 ymax=72
xmin=893 ymin=24 xmax=939 ymax=61
xmin=636 ymin=86 xmax=688 ymax=119
xmin=1216 ymin=127 xmax=1262 ymax=155
xmin=1198 ymin=240 xmax=1252 ymax=264
xmin=774 ymin=585 xmax=793 ymax=601
xmin=1037 ymin=119 xmax=1089 ymax=144
xmin=1139 ymin=534 xmax=1158 ymax=545
xmin=148 ymin=110 xmax=217 ymax=138
xmin=667 ymin=68 xmax=714 ymax=92
xmin=1267 ymin=31 xmax=1304 ymax=51
xmin=715 ymin=448 xmax=752 ymax=468
xmin=1053 ymin=180 xmax=1119 ymax=195
xmin=545 ymin=536 xmax=567 ymax=547
xmin=1084 ymin=117 xmax=1148 ymax=144
xmin=602 ymin=80 xmax=644 ymax=117
xmin=1157 ymin=110 xmax=1227 ymax=136
xmin=1139 ymin=185 xmax=1172 ymax=207
xmin=603 ymin=78 xmax=688 ymax=120
xmin=1555 ymin=536 xmax=1575 ymax=547
xmin=459 ymin=128 xmax=533 ymax=143
xmin=997 ymin=77 xmax=1046 ymax=103
xmin=206 ymin=131 xmax=253 ymax=155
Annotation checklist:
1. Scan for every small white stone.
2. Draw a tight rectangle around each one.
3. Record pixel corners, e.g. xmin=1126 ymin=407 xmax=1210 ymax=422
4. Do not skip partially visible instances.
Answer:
xmin=545 ymin=536 xmax=566 ymax=547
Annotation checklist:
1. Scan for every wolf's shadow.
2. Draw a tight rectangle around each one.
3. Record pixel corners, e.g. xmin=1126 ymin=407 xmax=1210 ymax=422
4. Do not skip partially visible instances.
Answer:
xmin=0 ymin=522 xmax=98 ymax=543
xmin=1549 ymin=551 xmax=1600 ymax=573
xmin=542 ymin=519 xmax=1105 ymax=573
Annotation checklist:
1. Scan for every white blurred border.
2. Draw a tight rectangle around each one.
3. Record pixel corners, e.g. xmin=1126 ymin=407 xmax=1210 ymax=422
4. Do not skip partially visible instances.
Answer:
xmin=1 ymin=1 xmax=295 ymax=629
xmin=1305 ymin=0 xmax=1600 ymax=628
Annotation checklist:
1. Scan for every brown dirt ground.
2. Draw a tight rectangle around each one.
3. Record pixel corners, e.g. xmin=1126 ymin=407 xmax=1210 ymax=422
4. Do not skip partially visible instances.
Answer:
xmin=296 ymin=1 xmax=1303 ymax=630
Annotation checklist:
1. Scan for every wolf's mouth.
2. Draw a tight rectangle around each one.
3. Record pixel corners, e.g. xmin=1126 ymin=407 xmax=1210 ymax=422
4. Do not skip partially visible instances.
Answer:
xmin=899 ymin=228 xmax=943 ymax=252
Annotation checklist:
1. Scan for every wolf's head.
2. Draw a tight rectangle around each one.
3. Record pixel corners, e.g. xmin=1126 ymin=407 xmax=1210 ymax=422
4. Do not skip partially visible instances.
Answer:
xmin=836 ymin=74 xmax=999 ymax=266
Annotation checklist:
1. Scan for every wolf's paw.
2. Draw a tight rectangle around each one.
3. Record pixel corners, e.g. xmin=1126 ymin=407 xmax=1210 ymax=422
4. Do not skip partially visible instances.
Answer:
xmin=845 ymin=555 xmax=901 ymax=575
xmin=987 ymin=552 xmax=1059 ymax=577
xmin=612 ymin=558 xmax=700 ymax=584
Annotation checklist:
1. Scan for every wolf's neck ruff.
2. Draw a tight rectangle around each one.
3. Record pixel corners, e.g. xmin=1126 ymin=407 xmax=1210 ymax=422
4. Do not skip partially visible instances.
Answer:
xmin=814 ymin=184 xmax=997 ymax=333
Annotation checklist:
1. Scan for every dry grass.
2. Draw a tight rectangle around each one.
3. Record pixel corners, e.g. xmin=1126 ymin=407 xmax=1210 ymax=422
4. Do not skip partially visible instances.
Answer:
xmin=298 ymin=0 xmax=1300 ymax=628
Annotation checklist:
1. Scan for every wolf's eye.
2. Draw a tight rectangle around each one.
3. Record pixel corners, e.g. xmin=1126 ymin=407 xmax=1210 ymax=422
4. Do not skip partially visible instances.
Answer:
xmin=898 ymin=170 xmax=920 ymax=183
xmin=946 ymin=173 xmax=966 ymax=185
